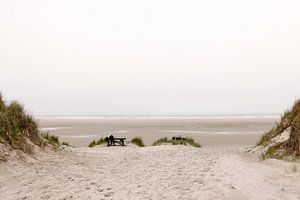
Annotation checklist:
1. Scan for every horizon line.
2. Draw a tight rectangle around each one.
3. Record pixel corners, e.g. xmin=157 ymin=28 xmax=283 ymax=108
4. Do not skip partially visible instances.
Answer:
xmin=35 ymin=113 xmax=281 ymax=118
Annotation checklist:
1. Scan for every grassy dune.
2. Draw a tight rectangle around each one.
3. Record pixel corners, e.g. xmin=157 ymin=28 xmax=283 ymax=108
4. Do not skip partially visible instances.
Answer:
xmin=0 ymin=93 xmax=66 ymax=158
xmin=258 ymin=100 xmax=300 ymax=160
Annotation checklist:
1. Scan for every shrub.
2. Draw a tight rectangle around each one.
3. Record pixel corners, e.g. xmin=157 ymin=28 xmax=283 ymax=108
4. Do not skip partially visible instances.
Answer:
xmin=131 ymin=137 xmax=145 ymax=147
xmin=88 ymin=140 xmax=96 ymax=147
xmin=61 ymin=141 xmax=70 ymax=146
xmin=185 ymin=137 xmax=201 ymax=148
xmin=152 ymin=137 xmax=171 ymax=146
xmin=153 ymin=137 xmax=201 ymax=148
xmin=88 ymin=138 xmax=106 ymax=147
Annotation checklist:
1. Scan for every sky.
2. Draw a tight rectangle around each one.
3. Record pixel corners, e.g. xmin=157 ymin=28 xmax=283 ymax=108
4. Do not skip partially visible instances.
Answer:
xmin=0 ymin=0 xmax=300 ymax=116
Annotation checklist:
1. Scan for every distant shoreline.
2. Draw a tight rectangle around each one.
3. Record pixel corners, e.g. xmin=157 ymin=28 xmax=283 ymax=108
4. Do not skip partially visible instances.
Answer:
xmin=36 ymin=115 xmax=280 ymax=120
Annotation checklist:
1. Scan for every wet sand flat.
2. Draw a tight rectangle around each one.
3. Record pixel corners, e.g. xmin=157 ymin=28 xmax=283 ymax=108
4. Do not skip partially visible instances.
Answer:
xmin=37 ymin=116 xmax=278 ymax=147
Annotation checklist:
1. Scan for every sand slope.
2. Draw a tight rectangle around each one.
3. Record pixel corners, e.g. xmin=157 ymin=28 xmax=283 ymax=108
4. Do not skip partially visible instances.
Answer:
xmin=0 ymin=146 xmax=299 ymax=200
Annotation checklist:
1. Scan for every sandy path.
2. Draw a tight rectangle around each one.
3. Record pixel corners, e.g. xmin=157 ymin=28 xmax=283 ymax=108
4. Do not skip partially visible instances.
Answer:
xmin=0 ymin=146 xmax=299 ymax=200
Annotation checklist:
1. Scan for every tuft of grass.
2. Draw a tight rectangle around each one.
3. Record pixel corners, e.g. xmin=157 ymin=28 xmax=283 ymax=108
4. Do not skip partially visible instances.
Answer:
xmin=153 ymin=137 xmax=172 ymax=146
xmin=88 ymin=140 xmax=96 ymax=147
xmin=42 ymin=133 xmax=71 ymax=148
xmin=172 ymin=140 xmax=186 ymax=145
xmin=257 ymin=128 xmax=276 ymax=146
xmin=42 ymin=133 xmax=60 ymax=147
xmin=185 ymin=137 xmax=201 ymax=148
xmin=61 ymin=141 xmax=70 ymax=146
xmin=153 ymin=137 xmax=201 ymax=148
xmin=131 ymin=137 xmax=145 ymax=147
xmin=261 ymin=145 xmax=283 ymax=160
xmin=88 ymin=138 xmax=106 ymax=147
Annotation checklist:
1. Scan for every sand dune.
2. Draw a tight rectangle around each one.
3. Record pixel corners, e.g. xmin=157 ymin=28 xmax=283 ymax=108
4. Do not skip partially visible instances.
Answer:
xmin=0 ymin=146 xmax=299 ymax=200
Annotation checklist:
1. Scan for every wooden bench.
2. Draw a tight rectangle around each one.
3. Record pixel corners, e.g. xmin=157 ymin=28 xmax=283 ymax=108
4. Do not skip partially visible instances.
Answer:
xmin=113 ymin=137 xmax=126 ymax=146
xmin=172 ymin=137 xmax=186 ymax=141
xmin=106 ymin=136 xmax=127 ymax=146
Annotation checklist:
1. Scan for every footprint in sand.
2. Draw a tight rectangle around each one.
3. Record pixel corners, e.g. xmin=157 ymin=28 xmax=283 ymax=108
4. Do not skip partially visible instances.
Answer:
xmin=104 ymin=192 xmax=114 ymax=197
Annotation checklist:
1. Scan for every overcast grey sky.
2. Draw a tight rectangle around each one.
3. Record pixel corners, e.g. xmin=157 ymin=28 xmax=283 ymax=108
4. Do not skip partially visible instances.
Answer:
xmin=0 ymin=0 xmax=300 ymax=115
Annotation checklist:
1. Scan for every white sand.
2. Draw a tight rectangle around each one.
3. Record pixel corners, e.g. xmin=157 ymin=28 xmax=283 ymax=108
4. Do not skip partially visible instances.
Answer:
xmin=0 ymin=146 xmax=299 ymax=200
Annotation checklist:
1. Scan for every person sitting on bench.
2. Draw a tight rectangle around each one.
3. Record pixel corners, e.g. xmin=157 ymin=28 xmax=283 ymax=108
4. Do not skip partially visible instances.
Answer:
xmin=109 ymin=135 xmax=115 ymax=146
xmin=105 ymin=136 xmax=110 ymax=146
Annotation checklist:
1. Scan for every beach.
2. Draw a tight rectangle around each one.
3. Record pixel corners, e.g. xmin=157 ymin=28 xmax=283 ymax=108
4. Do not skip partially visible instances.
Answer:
xmin=2 ymin=0 xmax=299 ymax=198
xmin=37 ymin=115 xmax=279 ymax=147
xmin=1 ymin=115 xmax=300 ymax=200
xmin=1 ymin=145 xmax=300 ymax=199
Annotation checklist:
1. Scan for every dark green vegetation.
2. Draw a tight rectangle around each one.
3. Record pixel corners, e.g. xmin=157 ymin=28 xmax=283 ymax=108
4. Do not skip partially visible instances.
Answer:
xmin=61 ymin=141 xmax=70 ymax=146
xmin=88 ymin=138 xmax=106 ymax=147
xmin=89 ymin=137 xmax=146 ymax=147
xmin=0 ymin=94 xmax=43 ymax=154
xmin=258 ymin=100 xmax=300 ymax=160
xmin=0 ymin=93 xmax=67 ymax=156
xmin=152 ymin=137 xmax=171 ymax=146
xmin=130 ymin=137 xmax=145 ymax=147
xmin=42 ymin=133 xmax=70 ymax=147
xmin=153 ymin=137 xmax=201 ymax=148
xmin=184 ymin=138 xmax=202 ymax=148
xmin=42 ymin=133 xmax=59 ymax=146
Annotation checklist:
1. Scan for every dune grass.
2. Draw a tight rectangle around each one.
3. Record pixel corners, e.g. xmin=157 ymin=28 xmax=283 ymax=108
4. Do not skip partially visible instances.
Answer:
xmin=42 ymin=133 xmax=59 ymax=145
xmin=42 ymin=133 xmax=70 ymax=148
xmin=0 ymin=94 xmax=43 ymax=154
xmin=258 ymin=100 xmax=300 ymax=160
xmin=131 ymin=137 xmax=145 ymax=147
xmin=152 ymin=137 xmax=172 ymax=146
xmin=88 ymin=138 xmax=106 ymax=147
xmin=61 ymin=141 xmax=70 ymax=146
xmin=185 ymin=137 xmax=202 ymax=148
xmin=257 ymin=109 xmax=291 ymax=146
xmin=0 ymin=93 xmax=67 ymax=156
xmin=153 ymin=137 xmax=201 ymax=148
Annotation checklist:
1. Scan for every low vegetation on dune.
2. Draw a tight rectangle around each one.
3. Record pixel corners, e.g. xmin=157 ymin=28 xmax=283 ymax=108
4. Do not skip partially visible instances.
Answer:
xmin=152 ymin=137 xmax=171 ymax=146
xmin=257 ymin=100 xmax=300 ymax=160
xmin=42 ymin=133 xmax=70 ymax=147
xmin=89 ymin=137 xmax=146 ymax=147
xmin=153 ymin=137 xmax=201 ymax=148
xmin=42 ymin=133 xmax=59 ymax=146
xmin=130 ymin=137 xmax=145 ymax=147
xmin=184 ymin=138 xmax=202 ymax=148
xmin=0 ymin=93 xmax=67 ymax=158
xmin=88 ymin=138 xmax=106 ymax=147
xmin=0 ymin=95 xmax=43 ymax=154
xmin=61 ymin=141 xmax=70 ymax=146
